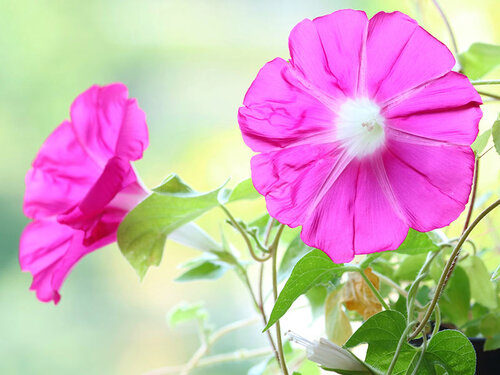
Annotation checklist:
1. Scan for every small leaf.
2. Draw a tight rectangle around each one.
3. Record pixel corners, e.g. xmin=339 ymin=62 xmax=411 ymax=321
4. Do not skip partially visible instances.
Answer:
xmin=492 ymin=115 xmax=500 ymax=156
xmin=439 ymin=266 xmax=471 ymax=327
xmin=175 ymin=258 xmax=230 ymax=282
xmin=471 ymin=129 xmax=492 ymax=156
xmin=345 ymin=310 xmax=414 ymax=373
xmin=117 ymin=174 xmax=226 ymax=279
xmin=219 ymin=178 xmax=261 ymax=204
xmin=168 ymin=302 xmax=208 ymax=327
xmin=462 ymin=255 xmax=497 ymax=309
xmin=424 ymin=330 xmax=476 ymax=375
xmin=264 ymin=250 xmax=346 ymax=331
xmin=459 ymin=42 xmax=500 ymax=79
xmin=325 ymin=288 xmax=352 ymax=345
xmin=479 ymin=312 xmax=500 ymax=337
xmin=484 ymin=334 xmax=500 ymax=351
xmin=279 ymin=235 xmax=314 ymax=282
xmin=394 ymin=254 xmax=428 ymax=281
xmin=395 ymin=229 xmax=439 ymax=255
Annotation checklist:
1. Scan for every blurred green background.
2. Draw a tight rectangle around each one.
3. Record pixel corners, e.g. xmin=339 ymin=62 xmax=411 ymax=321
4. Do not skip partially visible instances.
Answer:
xmin=1 ymin=0 xmax=499 ymax=374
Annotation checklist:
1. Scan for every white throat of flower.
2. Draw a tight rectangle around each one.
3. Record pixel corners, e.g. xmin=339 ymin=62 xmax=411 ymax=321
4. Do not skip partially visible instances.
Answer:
xmin=287 ymin=331 xmax=367 ymax=372
xmin=335 ymin=97 xmax=386 ymax=158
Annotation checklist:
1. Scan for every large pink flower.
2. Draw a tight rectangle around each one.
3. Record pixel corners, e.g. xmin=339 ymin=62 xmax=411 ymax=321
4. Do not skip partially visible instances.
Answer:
xmin=238 ymin=10 xmax=482 ymax=263
xmin=20 ymin=83 xmax=149 ymax=303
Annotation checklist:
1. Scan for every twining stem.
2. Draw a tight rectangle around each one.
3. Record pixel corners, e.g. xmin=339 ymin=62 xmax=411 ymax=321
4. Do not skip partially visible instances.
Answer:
xmin=271 ymin=224 xmax=289 ymax=375
xmin=462 ymin=158 xmax=479 ymax=233
xmin=145 ymin=347 xmax=272 ymax=375
xmin=387 ymin=322 xmax=418 ymax=375
xmin=241 ymin=265 xmax=280 ymax=363
xmin=410 ymin=332 xmax=428 ymax=375
xmin=220 ymin=205 xmax=271 ymax=262
xmin=168 ymin=316 xmax=261 ymax=375
xmin=357 ymin=268 xmax=390 ymax=311
xmin=431 ymin=0 xmax=459 ymax=58
xmin=471 ymin=80 xmax=500 ymax=86
xmin=406 ymin=251 xmax=440 ymax=322
xmin=410 ymin=198 xmax=500 ymax=340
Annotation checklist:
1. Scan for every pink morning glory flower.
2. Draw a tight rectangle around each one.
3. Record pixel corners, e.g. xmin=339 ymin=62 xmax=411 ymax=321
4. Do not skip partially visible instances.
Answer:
xmin=20 ymin=83 xmax=149 ymax=303
xmin=238 ymin=10 xmax=482 ymax=263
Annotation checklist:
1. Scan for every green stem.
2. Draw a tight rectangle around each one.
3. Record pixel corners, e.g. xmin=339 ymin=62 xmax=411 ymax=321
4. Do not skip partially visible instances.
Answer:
xmin=410 ymin=332 xmax=428 ymax=375
xmin=471 ymin=80 xmax=500 ymax=86
xmin=477 ymin=90 xmax=500 ymax=101
xmin=462 ymin=158 xmax=479 ymax=233
xmin=431 ymin=304 xmax=441 ymax=338
xmin=431 ymin=0 xmax=459 ymax=58
xmin=387 ymin=322 xmax=418 ymax=375
xmin=220 ymin=205 xmax=271 ymax=262
xmin=357 ymin=268 xmax=390 ymax=311
xmin=410 ymin=198 xmax=500 ymax=340
xmin=271 ymin=224 xmax=289 ymax=375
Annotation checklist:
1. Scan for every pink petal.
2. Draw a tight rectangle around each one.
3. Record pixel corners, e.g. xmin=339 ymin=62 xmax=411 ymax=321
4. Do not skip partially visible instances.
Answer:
xmin=382 ymin=141 xmax=474 ymax=231
xmin=70 ymin=83 xmax=149 ymax=164
xmin=366 ymin=11 xmax=455 ymax=103
xmin=238 ymin=58 xmax=335 ymax=152
xmin=301 ymin=161 xmax=360 ymax=263
xmin=251 ymin=143 xmax=346 ymax=228
xmin=385 ymin=105 xmax=481 ymax=145
xmin=289 ymin=10 xmax=368 ymax=97
xmin=354 ymin=157 xmax=408 ymax=254
xmin=23 ymin=121 xmax=101 ymax=219
xmin=58 ymin=157 xmax=146 ymax=244
xmin=19 ymin=219 xmax=113 ymax=304
xmin=383 ymin=71 xmax=482 ymax=116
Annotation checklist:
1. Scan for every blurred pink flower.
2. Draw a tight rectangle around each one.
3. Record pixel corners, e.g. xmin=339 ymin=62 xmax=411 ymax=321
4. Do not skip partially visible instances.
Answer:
xmin=20 ymin=83 xmax=149 ymax=303
xmin=238 ymin=10 xmax=482 ymax=263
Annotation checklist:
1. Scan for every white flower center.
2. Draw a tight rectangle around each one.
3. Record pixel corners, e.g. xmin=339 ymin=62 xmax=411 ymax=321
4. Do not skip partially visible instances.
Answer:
xmin=335 ymin=98 xmax=386 ymax=158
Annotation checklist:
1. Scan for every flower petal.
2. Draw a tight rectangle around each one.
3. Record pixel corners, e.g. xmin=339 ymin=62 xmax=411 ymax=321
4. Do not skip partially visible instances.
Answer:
xmin=19 ymin=219 xmax=113 ymax=304
xmin=366 ymin=11 xmax=455 ymax=103
xmin=289 ymin=10 xmax=368 ymax=96
xmin=70 ymin=83 xmax=149 ymax=164
xmin=385 ymin=104 xmax=481 ymax=145
xmin=382 ymin=140 xmax=474 ymax=231
xmin=354 ymin=158 xmax=408 ymax=254
xmin=251 ymin=143 xmax=345 ymax=228
xmin=58 ymin=156 xmax=146 ymax=243
xmin=301 ymin=161 xmax=360 ymax=263
xmin=238 ymin=58 xmax=335 ymax=152
xmin=23 ymin=121 xmax=100 ymax=219
xmin=383 ymin=71 xmax=482 ymax=116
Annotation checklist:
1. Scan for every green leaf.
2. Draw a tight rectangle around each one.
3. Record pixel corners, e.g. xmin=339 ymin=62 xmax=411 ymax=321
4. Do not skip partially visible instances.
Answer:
xmin=395 ymin=229 xmax=440 ymax=255
xmin=459 ymin=42 xmax=500 ymax=79
xmin=492 ymin=115 xmax=500 ymax=156
xmin=325 ymin=288 xmax=352 ymax=345
xmin=462 ymin=255 xmax=497 ymax=309
xmin=278 ymin=235 xmax=314 ymax=282
xmin=439 ymin=266 xmax=471 ymax=327
xmin=479 ymin=312 xmax=500 ymax=337
xmin=117 ymin=174 xmax=226 ymax=279
xmin=423 ymin=330 xmax=476 ymax=375
xmin=297 ymin=360 xmax=320 ymax=375
xmin=484 ymin=334 xmax=500 ymax=351
xmin=394 ymin=254 xmax=428 ymax=281
xmin=264 ymin=249 xmax=346 ymax=331
xmin=345 ymin=310 xmax=415 ymax=373
xmin=175 ymin=258 xmax=230 ymax=282
xmin=305 ymin=285 xmax=328 ymax=319
xmin=219 ymin=178 xmax=261 ymax=204
xmin=345 ymin=311 xmax=476 ymax=375
xmin=471 ymin=129 xmax=491 ymax=156
xmin=167 ymin=302 xmax=208 ymax=327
